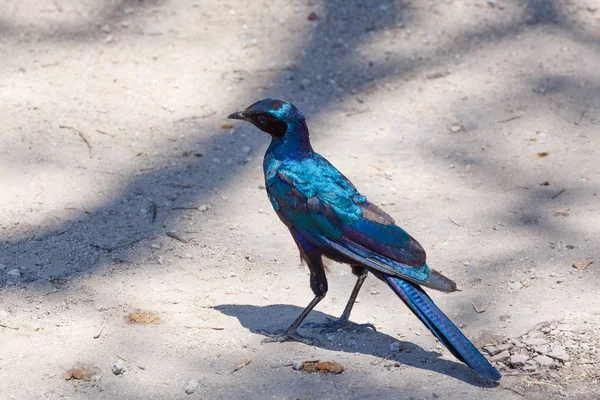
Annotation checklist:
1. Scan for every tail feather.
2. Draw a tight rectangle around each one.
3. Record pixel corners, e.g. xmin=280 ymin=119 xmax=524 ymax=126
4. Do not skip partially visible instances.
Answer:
xmin=386 ymin=277 xmax=501 ymax=381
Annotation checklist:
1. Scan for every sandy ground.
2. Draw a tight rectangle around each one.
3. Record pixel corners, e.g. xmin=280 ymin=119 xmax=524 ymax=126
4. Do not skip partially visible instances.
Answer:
xmin=1 ymin=0 xmax=599 ymax=399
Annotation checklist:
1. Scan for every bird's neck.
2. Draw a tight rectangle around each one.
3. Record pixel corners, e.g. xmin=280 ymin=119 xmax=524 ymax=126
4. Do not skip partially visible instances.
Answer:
xmin=267 ymin=120 xmax=312 ymax=159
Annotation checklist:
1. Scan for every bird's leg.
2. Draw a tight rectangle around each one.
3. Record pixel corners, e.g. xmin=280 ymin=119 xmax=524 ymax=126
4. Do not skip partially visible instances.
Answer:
xmin=303 ymin=266 xmax=376 ymax=332
xmin=260 ymin=294 xmax=324 ymax=345
xmin=260 ymin=243 xmax=327 ymax=345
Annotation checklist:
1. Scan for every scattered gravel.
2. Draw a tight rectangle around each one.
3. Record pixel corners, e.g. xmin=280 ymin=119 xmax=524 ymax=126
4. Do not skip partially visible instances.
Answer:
xmin=484 ymin=318 xmax=600 ymax=386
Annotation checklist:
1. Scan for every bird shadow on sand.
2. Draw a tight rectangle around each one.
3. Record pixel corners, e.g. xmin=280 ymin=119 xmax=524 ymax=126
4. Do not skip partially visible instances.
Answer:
xmin=214 ymin=303 xmax=498 ymax=388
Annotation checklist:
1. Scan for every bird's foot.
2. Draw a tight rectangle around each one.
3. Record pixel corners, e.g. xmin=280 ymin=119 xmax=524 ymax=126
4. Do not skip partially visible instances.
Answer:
xmin=258 ymin=329 xmax=318 ymax=346
xmin=303 ymin=317 xmax=377 ymax=333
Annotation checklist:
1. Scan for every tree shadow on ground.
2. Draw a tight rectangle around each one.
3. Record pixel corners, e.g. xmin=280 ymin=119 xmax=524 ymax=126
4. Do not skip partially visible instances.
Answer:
xmin=0 ymin=0 xmax=165 ymax=41
xmin=0 ymin=0 xmax=411 ymax=285
xmin=0 ymin=0 xmax=597 ymax=294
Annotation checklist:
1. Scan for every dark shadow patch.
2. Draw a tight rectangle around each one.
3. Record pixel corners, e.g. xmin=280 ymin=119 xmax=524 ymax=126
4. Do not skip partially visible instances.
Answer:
xmin=214 ymin=303 xmax=498 ymax=387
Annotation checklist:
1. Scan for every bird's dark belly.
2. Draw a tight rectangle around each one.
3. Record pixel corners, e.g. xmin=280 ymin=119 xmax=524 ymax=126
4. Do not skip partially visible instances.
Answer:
xmin=320 ymin=247 xmax=356 ymax=266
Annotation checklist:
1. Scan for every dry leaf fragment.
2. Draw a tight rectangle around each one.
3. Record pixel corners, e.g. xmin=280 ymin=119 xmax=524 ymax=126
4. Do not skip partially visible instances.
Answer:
xmin=572 ymin=259 xmax=593 ymax=270
xmin=299 ymin=360 xmax=344 ymax=374
xmin=64 ymin=364 xmax=100 ymax=381
xmin=302 ymin=361 xmax=319 ymax=373
xmin=554 ymin=209 xmax=570 ymax=217
xmin=536 ymin=152 xmax=549 ymax=158
xmin=221 ymin=123 xmax=234 ymax=129
xmin=316 ymin=361 xmax=344 ymax=374
xmin=127 ymin=311 xmax=160 ymax=324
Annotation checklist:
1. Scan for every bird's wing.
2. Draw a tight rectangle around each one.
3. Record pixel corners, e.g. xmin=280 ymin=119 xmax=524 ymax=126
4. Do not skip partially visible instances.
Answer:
xmin=269 ymin=156 xmax=455 ymax=292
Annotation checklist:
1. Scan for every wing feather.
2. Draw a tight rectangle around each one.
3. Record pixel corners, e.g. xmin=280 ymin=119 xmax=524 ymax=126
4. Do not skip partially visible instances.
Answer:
xmin=267 ymin=157 xmax=455 ymax=292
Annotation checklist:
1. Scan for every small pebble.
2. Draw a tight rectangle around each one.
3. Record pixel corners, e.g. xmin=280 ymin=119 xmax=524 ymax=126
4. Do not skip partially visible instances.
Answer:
xmin=524 ymin=337 xmax=548 ymax=346
xmin=533 ymin=344 xmax=550 ymax=355
xmin=111 ymin=360 xmax=126 ymax=375
xmin=523 ymin=363 xmax=538 ymax=372
xmin=292 ymin=360 xmax=303 ymax=371
xmin=509 ymin=354 xmax=529 ymax=367
xmin=6 ymin=269 xmax=21 ymax=278
xmin=547 ymin=346 xmax=570 ymax=362
xmin=495 ymin=343 xmax=512 ymax=353
xmin=307 ymin=12 xmax=319 ymax=21
xmin=449 ymin=124 xmax=463 ymax=133
xmin=490 ymin=350 xmax=510 ymax=362
xmin=534 ymin=355 xmax=554 ymax=366
xmin=185 ymin=379 xmax=199 ymax=394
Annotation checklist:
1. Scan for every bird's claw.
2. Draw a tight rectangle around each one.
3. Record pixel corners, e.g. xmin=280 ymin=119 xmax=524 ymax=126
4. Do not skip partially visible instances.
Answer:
xmin=258 ymin=329 xmax=318 ymax=346
xmin=303 ymin=318 xmax=377 ymax=333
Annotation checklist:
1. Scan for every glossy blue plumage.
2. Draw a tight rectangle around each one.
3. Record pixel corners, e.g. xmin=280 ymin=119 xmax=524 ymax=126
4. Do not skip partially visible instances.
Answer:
xmin=264 ymin=119 xmax=441 ymax=287
xmin=232 ymin=98 xmax=500 ymax=381
xmin=386 ymin=277 xmax=502 ymax=381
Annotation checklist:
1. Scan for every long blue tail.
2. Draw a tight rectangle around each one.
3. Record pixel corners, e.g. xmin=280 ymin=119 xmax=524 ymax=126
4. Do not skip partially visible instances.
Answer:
xmin=386 ymin=277 xmax=501 ymax=381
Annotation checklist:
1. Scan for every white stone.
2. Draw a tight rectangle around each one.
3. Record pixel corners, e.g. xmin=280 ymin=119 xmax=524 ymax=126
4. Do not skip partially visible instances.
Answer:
xmin=6 ymin=269 xmax=20 ymax=278
xmin=509 ymin=354 xmax=529 ymax=367
xmin=111 ymin=360 xmax=126 ymax=375
xmin=534 ymin=355 xmax=553 ymax=366
xmin=185 ymin=379 xmax=199 ymax=394
xmin=390 ymin=342 xmax=402 ymax=352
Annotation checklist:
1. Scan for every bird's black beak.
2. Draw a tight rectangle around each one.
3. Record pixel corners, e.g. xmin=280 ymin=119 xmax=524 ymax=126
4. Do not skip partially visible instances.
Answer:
xmin=227 ymin=111 xmax=246 ymax=120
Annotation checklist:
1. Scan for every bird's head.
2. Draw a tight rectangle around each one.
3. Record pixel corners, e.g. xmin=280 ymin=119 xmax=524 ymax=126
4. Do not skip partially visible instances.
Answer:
xmin=227 ymin=98 xmax=305 ymax=139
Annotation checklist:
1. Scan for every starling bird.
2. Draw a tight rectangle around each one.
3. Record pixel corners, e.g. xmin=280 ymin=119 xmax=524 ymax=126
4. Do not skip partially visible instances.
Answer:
xmin=228 ymin=99 xmax=501 ymax=381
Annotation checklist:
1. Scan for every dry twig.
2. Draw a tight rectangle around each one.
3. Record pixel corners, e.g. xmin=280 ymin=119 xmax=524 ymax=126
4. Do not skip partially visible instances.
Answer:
xmin=184 ymin=326 xmax=224 ymax=330
xmin=59 ymin=125 xmax=92 ymax=157
xmin=551 ymin=189 xmax=566 ymax=200
xmin=448 ymin=217 xmax=461 ymax=226
xmin=497 ymin=115 xmax=522 ymax=124
xmin=166 ymin=232 xmax=188 ymax=243
xmin=150 ymin=201 xmax=158 ymax=223
xmin=0 ymin=323 xmax=19 ymax=330
xmin=232 ymin=359 xmax=252 ymax=373
xmin=93 ymin=315 xmax=107 ymax=339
